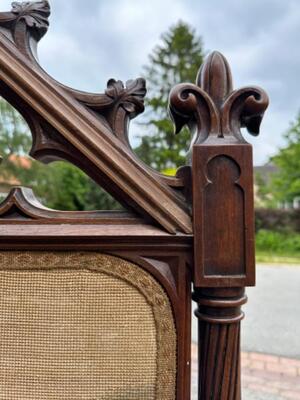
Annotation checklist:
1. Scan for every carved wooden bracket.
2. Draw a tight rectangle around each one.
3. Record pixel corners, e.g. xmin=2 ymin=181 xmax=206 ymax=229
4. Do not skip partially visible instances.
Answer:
xmin=0 ymin=1 xmax=191 ymax=234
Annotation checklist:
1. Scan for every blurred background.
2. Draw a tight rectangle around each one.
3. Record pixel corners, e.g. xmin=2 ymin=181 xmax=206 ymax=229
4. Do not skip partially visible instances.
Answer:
xmin=0 ymin=1 xmax=300 ymax=399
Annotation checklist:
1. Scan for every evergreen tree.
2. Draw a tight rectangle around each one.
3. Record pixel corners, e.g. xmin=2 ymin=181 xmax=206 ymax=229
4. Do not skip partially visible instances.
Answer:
xmin=135 ymin=21 xmax=205 ymax=171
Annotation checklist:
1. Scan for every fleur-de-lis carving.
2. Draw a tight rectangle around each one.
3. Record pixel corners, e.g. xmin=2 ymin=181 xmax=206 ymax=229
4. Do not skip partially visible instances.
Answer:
xmin=169 ymin=51 xmax=269 ymax=144
xmin=11 ymin=1 xmax=50 ymax=39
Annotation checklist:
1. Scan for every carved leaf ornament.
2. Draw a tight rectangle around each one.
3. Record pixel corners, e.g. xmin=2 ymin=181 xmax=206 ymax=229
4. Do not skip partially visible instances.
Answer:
xmin=105 ymin=78 xmax=146 ymax=115
xmin=11 ymin=1 xmax=50 ymax=38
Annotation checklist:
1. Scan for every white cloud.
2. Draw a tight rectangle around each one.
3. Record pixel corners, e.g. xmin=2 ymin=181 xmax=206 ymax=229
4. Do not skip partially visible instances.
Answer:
xmin=1 ymin=0 xmax=300 ymax=165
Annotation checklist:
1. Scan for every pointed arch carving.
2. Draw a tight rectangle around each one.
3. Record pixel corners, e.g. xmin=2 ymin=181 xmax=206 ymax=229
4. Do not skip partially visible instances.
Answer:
xmin=0 ymin=1 xmax=185 ymax=188
xmin=0 ymin=187 xmax=142 ymax=223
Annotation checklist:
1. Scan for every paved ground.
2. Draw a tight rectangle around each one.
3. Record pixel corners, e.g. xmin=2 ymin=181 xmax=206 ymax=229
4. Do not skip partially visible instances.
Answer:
xmin=191 ymin=264 xmax=300 ymax=399
xmin=241 ymin=351 xmax=300 ymax=399
xmin=242 ymin=264 xmax=300 ymax=358
xmin=191 ymin=345 xmax=300 ymax=399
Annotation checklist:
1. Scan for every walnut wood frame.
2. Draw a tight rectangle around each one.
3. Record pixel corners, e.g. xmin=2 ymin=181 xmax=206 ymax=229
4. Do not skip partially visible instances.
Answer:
xmin=0 ymin=2 xmax=269 ymax=399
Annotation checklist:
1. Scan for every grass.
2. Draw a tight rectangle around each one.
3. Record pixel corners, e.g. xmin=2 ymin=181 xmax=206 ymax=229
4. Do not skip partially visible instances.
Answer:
xmin=255 ymin=229 xmax=300 ymax=265
xmin=256 ymin=251 xmax=300 ymax=265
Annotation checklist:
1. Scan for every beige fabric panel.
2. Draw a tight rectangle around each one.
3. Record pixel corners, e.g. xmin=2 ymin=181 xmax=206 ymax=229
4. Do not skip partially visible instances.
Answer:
xmin=0 ymin=252 xmax=176 ymax=400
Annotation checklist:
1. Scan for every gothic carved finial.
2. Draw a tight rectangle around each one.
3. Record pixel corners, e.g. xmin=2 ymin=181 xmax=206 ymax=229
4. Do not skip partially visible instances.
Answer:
xmin=169 ymin=51 xmax=269 ymax=144
xmin=11 ymin=1 xmax=50 ymax=40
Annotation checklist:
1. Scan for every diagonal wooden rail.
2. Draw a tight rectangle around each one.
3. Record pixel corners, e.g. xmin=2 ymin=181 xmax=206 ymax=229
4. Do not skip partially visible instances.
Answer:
xmin=0 ymin=31 xmax=192 ymax=234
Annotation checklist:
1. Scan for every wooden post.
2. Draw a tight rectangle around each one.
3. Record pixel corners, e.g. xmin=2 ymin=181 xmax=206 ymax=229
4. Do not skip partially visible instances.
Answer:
xmin=170 ymin=51 xmax=269 ymax=399
xmin=194 ymin=288 xmax=247 ymax=399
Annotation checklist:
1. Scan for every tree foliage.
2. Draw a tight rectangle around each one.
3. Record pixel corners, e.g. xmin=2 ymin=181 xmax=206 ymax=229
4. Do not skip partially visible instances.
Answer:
xmin=33 ymin=162 xmax=120 ymax=211
xmin=0 ymin=100 xmax=31 ymax=182
xmin=135 ymin=21 xmax=205 ymax=171
xmin=270 ymin=113 xmax=300 ymax=204
xmin=255 ymin=171 xmax=278 ymax=209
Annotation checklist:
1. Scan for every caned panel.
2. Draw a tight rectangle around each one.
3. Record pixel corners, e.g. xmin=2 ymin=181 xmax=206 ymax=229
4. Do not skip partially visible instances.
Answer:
xmin=0 ymin=252 xmax=176 ymax=400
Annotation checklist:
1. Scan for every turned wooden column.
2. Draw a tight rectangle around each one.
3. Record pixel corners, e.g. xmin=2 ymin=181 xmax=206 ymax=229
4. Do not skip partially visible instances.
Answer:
xmin=169 ymin=51 xmax=269 ymax=399
xmin=193 ymin=288 xmax=247 ymax=399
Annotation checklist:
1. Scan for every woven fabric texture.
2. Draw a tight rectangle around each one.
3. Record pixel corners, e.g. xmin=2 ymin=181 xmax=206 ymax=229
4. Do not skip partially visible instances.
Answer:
xmin=0 ymin=252 xmax=176 ymax=400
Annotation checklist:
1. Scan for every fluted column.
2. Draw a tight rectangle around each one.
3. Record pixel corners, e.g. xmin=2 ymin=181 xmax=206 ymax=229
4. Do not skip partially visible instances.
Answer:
xmin=193 ymin=287 xmax=247 ymax=400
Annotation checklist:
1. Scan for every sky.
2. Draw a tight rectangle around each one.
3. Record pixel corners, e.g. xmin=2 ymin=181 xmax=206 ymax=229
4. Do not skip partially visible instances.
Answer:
xmin=1 ymin=0 xmax=300 ymax=165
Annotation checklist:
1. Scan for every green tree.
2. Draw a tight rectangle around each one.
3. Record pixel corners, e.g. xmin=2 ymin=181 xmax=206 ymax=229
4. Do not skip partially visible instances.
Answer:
xmin=135 ymin=21 xmax=205 ymax=171
xmin=255 ymin=171 xmax=277 ymax=209
xmin=31 ymin=162 xmax=120 ymax=211
xmin=0 ymin=99 xmax=31 ymax=182
xmin=270 ymin=113 xmax=300 ymax=204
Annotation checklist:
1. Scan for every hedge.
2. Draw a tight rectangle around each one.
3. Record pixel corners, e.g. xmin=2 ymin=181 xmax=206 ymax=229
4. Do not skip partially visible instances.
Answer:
xmin=255 ymin=208 xmax=300 ymax=233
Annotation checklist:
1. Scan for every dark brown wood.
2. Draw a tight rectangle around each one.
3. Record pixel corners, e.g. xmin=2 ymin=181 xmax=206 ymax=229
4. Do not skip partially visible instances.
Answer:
xmin=193 ymin=288 xmax=247 ymax=399
xmin=0 ymin=2 xmax=269 ymax=399
xmin=169 ymin=51 xmax=268 ymax=287
xmin=169 ymin=51 xmax=269 ymax=399
xmin=0 ymin=187 xmax=142 ymax=223
xmin=193 ymin=145 xmax=255 ymax=287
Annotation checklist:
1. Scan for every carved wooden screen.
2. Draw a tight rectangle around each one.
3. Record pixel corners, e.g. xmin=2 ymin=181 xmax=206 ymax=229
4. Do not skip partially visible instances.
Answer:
xmin=0 ymin=2 xmax=268 ymax=400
